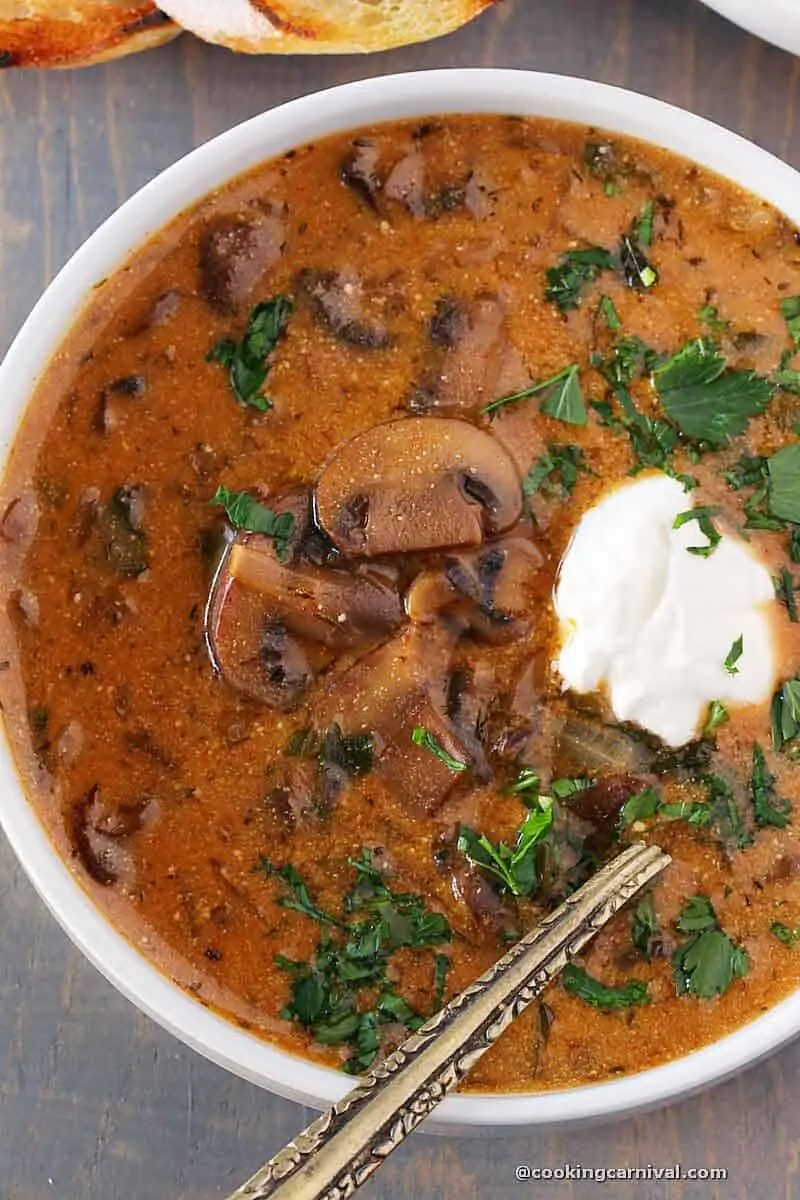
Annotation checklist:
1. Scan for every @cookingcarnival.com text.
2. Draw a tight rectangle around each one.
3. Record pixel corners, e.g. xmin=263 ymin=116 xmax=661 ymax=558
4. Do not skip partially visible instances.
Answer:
xmin=515 ymin=1163 xmax=728 ymax=1183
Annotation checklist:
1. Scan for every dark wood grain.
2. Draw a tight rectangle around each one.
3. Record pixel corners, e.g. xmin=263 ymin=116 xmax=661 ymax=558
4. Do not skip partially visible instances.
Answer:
xmin=1 ymin=2 xmax=800 ymax=1196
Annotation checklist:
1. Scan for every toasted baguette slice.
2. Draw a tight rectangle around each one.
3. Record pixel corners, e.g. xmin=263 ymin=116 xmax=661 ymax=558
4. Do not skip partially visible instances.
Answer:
xmin=159 ymin=0 xmax=499 ymax=54
xmin=0 ymin=2 xmax=179 ymax=68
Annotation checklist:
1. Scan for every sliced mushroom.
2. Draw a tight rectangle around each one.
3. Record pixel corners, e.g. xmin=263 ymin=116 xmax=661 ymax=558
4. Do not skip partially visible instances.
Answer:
xmin=71 ymin=786 xmax=157 ymax=886
xmin=318 ymin=627 xmax=479 ymax=816
xmin=406 ymin=538 xmax=544 ymax=644
xmin=206 ymin=565 xmax=325 ymax=711
xmin=297 ymin=268 xmax=391 ymax=350
xmin=316 ymin=417 xmax=522 ymax=557
xmin=340 ymin=139 xmax=382 ymax=211
xmin=226 ymin=534 xmax=403 ymax=648
xmin=200 ymin=213 xmax=285 ymax=311
xmin=205 ymin=492 xmax=403 ymax=708
xmin=384 ymin=143 xmax=426 ymax=217
xmin=566 ymin=772 xmax=654 ymax=851
xmin=409 ymin=293 xmax=530 ymax=415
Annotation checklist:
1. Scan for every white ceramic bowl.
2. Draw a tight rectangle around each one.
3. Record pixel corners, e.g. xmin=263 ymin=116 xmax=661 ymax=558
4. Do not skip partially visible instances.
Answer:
xmin=2 ymin=69 xmax=800 ymax=1132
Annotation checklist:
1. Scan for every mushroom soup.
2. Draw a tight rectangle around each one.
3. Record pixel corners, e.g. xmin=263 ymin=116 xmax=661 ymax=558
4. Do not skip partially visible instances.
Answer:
xmin=4 ymin=115 xmax=800 ymax=1091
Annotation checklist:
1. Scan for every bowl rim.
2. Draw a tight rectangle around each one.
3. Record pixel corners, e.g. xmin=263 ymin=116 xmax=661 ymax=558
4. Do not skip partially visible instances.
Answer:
xmin=2 ymin=67 xmax=800 ymax=1131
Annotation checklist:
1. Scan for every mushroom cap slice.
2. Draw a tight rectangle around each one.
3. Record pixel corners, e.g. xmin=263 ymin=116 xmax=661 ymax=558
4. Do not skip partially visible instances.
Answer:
xmin=316 ymin=417 xmax=522 ymax=557
xmin=227 ymin=534 xmax=403 ymax=646
xmin=204 ymin=524 xmax=403 ymax=709
xmin=405 ymin=537 xmax=544 ymax=643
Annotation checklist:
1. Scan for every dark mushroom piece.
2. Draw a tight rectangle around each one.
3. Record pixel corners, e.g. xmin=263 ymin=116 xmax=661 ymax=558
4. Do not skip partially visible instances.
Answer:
xmin=204 ymin=494 xmax=403 ymax=709
xmin=200 ymin=212 xmax=285 ymax=311
xmin=297 ymin=268 xmax=391 ymax=350
xmin=339 ymin=139 xmax=383 ymax=211
xmin=406 ymin=538 xmax=544 ymax=644
xmin=72 ymin=786 xmax=158 ymax=886
xmin=316 ymin=417 xmax=522 ymax=557
xmin=318 ymin=627 xmax=480 ymax=817
xmin=409 ymin=294 xmax=530 ymax=415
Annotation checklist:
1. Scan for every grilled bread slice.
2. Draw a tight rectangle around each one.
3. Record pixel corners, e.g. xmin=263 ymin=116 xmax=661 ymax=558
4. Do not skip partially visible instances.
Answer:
xmin=158 ymin=0 xmax=500 ymax=54
xmin=0 ymin=2 xmax=178 ymax=68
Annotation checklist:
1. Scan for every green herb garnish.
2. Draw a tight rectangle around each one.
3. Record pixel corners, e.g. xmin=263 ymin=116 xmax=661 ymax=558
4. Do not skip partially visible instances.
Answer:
xmin=457 ymin=797 xmax=554 ymax=898
xmin=774 ymin=567 xmax=799 ymax=623
xmin=750 ymin=742 xmax=791 ymax=827
xmin=631 ymin=894 xmax=660 ymax=961
xmin=411 ymin=726 xmax=468 ymax=772
xmin=210 ymin=485 xmax=295 ymax=562
xmin=771 ymin=678 xmax=800 ymax=757
xmin=771 ymin=921 xmax=800 ymax=946
xmin=766 ymin=444 xmax=800 ymax=523
xmin=619 ymin=786 xmax=661 ymax=825
xmin=522 ymin=444 xmax=589 ymax=504
xmin=672 ymin=895 xmax=749 ymax=998
xmin=545 ymin=247 xmax=616 ymax=312
xmin=207 ymin=295 xmax=293 ymax=411
xmin=619 ymin=234 xmax=658 ymax=290
xmin=654 ymin=338 xmax=773 ymax=445
xmin=703 ymin=700 xmax=729 ymax=737
xmin=635 ymin=199 xmax=656 ymax=247
xmin=482 ymin=364 xmax=586 ymax=425
xmin=562 ymin=964 xmax=650 ymax=1010
xmin=698 ymin=304 xmax=731 ymax=333
xmin=597 ymin=294 xmax=621 ymax=330
xmin=673 ymin=505 xmax=721 ymax=557
xmin=264 ymin=852 xmax=451 ymax=1074
xmin=781 ymin=296 xmax=800 ymax=348
xmin=724 ymin=635 xmax=744 ymax=676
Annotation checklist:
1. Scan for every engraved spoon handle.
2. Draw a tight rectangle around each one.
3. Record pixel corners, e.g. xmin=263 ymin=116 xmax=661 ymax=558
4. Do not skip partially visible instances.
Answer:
xmin=226 ymin=841 xmax=670 ymax=1200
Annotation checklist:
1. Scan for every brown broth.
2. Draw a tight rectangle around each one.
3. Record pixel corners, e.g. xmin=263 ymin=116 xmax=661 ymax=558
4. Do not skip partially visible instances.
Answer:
xmin=3 ymin=114 xmax=800 ymax=1092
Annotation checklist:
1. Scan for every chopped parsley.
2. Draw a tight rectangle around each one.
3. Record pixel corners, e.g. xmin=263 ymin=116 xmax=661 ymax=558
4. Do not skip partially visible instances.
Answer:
xmin=724 ymin=635 xmax=744 ymax=676
xmin=619 ymin=232 xmax=658 ymax=290
xmin=672 ymin=895 xmax=749 ymax=998
xmin=774 ymin=567 xmax=799 ymax=623
xmin=635 ymin=199 xmax=656 ymax=248
xmin=698 ymin=304 xmax=731 ymax=333
xmin=766 ymin=444 xmax=800 ymax=524
xmin=750 ymin=742 xmax=791 ymax=827
xmin=724 ymin=447 xmax=800 ymax=554
xmin=562 ymin=964 xmax=650 ymax=1010
xmin=631 ymin=894 xmax=660 ymax=961
xmin=620 ymin=785 xmax=710 ymax=831
xmin=522 ymin=444 xmax=589 ymax=504
xmin=781 ymin=295 xmax=800 ymax=348
xmin=771 ymin=921 xmax=800 ymax=946
xmin=207 ymin=295 xmax=293 ymax=411
xmin=545 ymin=247 xmax=616 ymax=312
xmin=770 ymin=678 xmax=800 ymax=757
xmin=210 ymin=485 xmax=295 ymax=562
xmin=703 ymin=700 xmax=729 ymax=737
xmin=673 ymin=506 xmax=721 ymax=557
xmin=702 ymin=773 xmax=750 ymax=850
xmin=457 ymin=795 xmax=554 ymax=898
xmin=591 ymin=336 xmax=681 ymax=475
xmin=619 ymin=786 xmax=661 ymax=825
xmin=286 ymin=723 xmax=375 ymax=777
xmin=411 ymin=726 xmax=468 ymax=772
xmin=597 ymin=294 xmax=621 ymax=331
xmin=482 ymin=364 xmax=586 ymax=425
xmin=653 ymin=338 xmax=773 ymax=446
xmin=261 ymin=851 xmax=450 ymax=1073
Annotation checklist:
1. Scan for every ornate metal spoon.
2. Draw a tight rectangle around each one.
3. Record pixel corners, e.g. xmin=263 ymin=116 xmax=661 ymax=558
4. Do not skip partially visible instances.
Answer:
xmin=226 ymin=840 xmax=669 ymax=1200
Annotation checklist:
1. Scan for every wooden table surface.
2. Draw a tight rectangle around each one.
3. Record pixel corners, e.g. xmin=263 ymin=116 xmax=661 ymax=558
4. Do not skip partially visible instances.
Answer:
xmin=2 ymin=1 xmax=800 ymax=1196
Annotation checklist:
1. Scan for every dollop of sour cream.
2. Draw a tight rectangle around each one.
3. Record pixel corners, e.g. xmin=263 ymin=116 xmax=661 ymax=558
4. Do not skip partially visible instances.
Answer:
xmin=554 ymin=473 xmax=777 ymax=747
